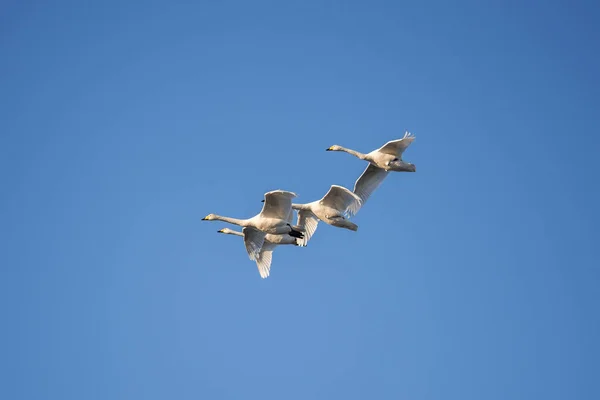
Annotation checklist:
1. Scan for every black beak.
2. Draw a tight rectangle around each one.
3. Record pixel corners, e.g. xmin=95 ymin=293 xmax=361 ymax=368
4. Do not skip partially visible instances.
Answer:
xmin=261 ymin=199 xmax=265 ymax=202
xmin=201 ymin=217 xmax=207 ymax=220
xmin=325 ymin=148 xmax=332 ymax=151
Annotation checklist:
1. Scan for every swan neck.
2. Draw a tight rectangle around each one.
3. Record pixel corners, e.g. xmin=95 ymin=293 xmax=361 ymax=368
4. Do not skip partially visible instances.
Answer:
xmin=292 ymin=203 xmax=311 ymax=211
xmin=225 ymin=230 xmax=244 ymax=237
xmin=339 ymin=146 xmax=366 ymax=160
xmin=214 ymin=215 xmax=248 ymax=226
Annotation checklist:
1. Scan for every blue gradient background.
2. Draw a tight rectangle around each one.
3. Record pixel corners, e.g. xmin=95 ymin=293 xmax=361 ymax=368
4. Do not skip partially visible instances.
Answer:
xmin=1 ymin=1 xmax=599 ymax=399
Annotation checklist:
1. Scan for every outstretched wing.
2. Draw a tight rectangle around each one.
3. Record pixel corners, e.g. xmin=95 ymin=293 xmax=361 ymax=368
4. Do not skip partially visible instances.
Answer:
xmin=296 ymin=210 xmax=319 ymax=247
xmin=353 ymin=164 xmax=389 ymax=204
xmin=320 ymin=185 xmax=363 ymax=217
xmin=259 ymin=190 xmax=297 ymax=220
xmin=242 ymin=227 xmax=265 ymax=261
xmin=255 ymin=242 xmax=276 ymax=279
xmin=376 ymin=131 xmax=415 ymax=156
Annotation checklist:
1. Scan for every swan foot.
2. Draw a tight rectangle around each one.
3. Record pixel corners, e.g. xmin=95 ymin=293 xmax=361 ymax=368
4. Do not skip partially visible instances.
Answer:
xmin=286 ymin=223 xmax=305 ymax=239
xmin=288 ymin=229 xmax=304 ymax=239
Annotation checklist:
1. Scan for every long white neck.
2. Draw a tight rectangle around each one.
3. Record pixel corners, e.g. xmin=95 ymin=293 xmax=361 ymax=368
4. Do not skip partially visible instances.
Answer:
xmin=292 ymin=203 xmax=312 ymax=211
xmin=213 ymin=215 xmax=249 ymax=227
xmin=337 ymin=146 xmax=367 ymax=160
xmin=222 ymin=229 xmax=244 ymax=237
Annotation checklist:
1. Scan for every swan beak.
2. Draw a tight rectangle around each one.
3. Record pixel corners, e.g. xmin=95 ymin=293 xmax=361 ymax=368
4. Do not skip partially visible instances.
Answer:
xmin=261 ymin=199 xmax=265 ymax=202
xmin=217 ymin=229 xmax=225 ymax=233
xmin=326 ymin=146 xmax=333 ymax=151
xmin=201 ymin=217 xmax=207 ymax=220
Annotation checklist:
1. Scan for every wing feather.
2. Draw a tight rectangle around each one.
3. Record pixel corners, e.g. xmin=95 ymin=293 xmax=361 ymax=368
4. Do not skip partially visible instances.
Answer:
xmin=242 ymin=227 xmax=265 ymax=261
xmin=376 ymin=131 xmax=415 ymax=156
xmin=296 ymin=210 xmax=319 ymax=247
xmin=259 ymin=190 xmax=297 ymax=220
xmin=255 ymin=242 xmax=276 ymax=278
xmin=320 ymin=185 xmax=363 ymax=217
xmin=353 ymin=164 xmax=389 ymax=204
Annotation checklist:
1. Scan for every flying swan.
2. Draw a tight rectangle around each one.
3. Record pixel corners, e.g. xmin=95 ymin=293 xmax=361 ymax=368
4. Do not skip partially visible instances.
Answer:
xmin=288 ymin=185 xmax=362 ymax=246
xmin=217 ymin=223 xmax=299 ymax=279
xmin=326 ymin=131 xmax=416 ymax=204
xmin=202 ymin=190 xmax=304 ymax=261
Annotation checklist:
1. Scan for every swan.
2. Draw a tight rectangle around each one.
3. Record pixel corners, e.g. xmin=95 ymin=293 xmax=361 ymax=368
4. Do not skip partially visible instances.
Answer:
xmin=202 ymin=190 xmax=304 ymax=261
xmin=288 ymin=185 xmax=362 ymax=246
xmin=326 ymin=131 xmax=416 ymax=203
xmin=217 ymin=227 xmax=299 ymax=278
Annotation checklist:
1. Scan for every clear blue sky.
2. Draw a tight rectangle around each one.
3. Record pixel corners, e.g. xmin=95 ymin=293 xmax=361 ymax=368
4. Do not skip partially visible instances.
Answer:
xmin=1 ymin=1 xmax=599 ymax=399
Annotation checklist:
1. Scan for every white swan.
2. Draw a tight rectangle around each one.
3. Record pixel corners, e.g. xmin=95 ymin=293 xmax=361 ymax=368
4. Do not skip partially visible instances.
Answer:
xmin=326 ymin=131 xmax=416 ymax=203
xmin=217 ymin=227 xmax=299 ymax=278
xmin=290 ymin=185 xmax=362 ymax=246
xmin=202 ymin=190 xmax=304 ymax=261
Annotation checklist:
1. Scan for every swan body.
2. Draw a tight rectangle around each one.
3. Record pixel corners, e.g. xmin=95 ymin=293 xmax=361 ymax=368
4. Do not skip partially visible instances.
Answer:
xmin=217 ymin=227 xmax=298 ymax=278
xmin=326 ymin=131 xmax=416 ymax=203
xmin=291 ymin=185 xmax=362 ymax=246
xmin=202 ymin=190 xmax=304 ymax=260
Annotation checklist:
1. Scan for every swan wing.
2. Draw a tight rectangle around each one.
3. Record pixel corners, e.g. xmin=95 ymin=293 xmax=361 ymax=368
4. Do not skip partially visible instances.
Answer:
xmin=255 ymin=242 xmax=276 ymax=279
xmin=296 ymin=209 xmax=319 ymax=247
xmin=259 ymin=190 xmax=297 ymax=220
xmin=376 ymin=131 xmax=415 ymax=156
xmin=353 ymin=164 xmax=389 ymax=204
xmin=320 ymin=185 xmax=363 ymax=217
xmin=242 ymin=227 xmax=265 ymax=261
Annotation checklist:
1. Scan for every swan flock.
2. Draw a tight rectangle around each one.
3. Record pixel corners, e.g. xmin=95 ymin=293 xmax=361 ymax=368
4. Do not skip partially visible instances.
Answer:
xmin=202 ymin=131 xmax=417 ymax=278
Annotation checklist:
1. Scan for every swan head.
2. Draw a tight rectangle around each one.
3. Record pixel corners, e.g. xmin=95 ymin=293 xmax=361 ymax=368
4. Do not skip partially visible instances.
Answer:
xmin=218 ymin=228 xmax=234 ymax=234
xmin=202 ymin=213 xmax=217 ymax=221
xmin=326 ymin=145 xmax=342 ymax=151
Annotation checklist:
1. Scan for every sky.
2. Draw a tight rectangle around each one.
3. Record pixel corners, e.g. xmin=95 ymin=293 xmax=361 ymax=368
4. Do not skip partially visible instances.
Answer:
xmin=1 ymin=0 xmax=599 ymax=399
